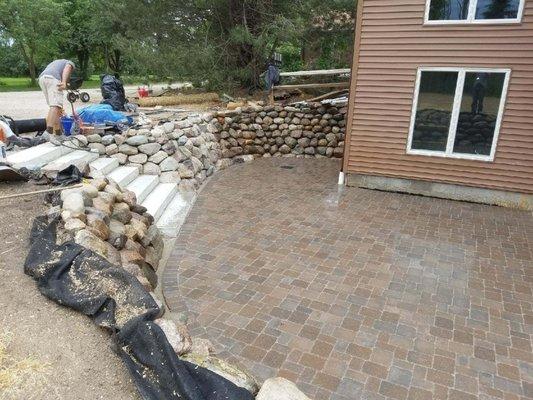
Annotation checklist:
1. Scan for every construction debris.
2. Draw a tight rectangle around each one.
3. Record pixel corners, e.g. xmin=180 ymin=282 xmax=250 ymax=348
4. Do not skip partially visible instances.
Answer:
xmin=136 ymin=93 xmax=220 ymax=108
xmin=0 ymin=166 xmax=27 ymax=183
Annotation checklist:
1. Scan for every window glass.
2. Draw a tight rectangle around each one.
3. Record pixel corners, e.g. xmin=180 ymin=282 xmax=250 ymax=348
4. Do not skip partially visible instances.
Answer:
xmin=453 ymin=72 xmax=506 ymax=156
xmin=475 ymin=0 xmax=521 ymax=20
xmin=412 ymin=71 xmax=458 ymax=152
xmin=429 ymin=0 xmax=470 ymax=20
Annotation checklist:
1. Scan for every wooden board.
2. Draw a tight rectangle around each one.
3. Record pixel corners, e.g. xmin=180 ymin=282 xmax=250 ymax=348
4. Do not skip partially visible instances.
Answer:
xmin=273 ymin=82 xmax=351 ymax=90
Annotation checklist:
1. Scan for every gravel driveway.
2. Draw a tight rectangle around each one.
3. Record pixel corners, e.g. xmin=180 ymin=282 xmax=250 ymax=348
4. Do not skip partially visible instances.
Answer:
xmin=0 ymin=84 xmax=176 ymax=120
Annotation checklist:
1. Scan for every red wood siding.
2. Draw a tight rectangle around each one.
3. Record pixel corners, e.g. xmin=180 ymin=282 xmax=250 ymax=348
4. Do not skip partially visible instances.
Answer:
xmin=345 ymin=0 xmax=533 ymax=194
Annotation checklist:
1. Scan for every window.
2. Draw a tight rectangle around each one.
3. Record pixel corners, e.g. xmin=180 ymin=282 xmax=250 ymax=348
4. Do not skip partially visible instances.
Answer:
xmin=425 ymin=0 xmax=525 ymax=23
xmin=407 ymin=68 xmax=510 ymax=161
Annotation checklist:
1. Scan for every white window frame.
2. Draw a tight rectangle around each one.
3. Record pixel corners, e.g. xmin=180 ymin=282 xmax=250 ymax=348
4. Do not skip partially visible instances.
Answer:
xmin=424 ymin=0 xmax=526 ymax=24
xmin=407 ymin=67 xmax=511 ymax=162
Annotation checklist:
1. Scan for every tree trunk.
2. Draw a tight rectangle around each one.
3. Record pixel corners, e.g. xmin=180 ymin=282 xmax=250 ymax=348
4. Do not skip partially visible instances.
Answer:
xmin=18 ymin=43 xmax=37 ymax=86
xmin=105 ymin=48 xmax=122 ymax=73
xmin=77 ymin=50 xmax=90 ymax=80
xmin=28 ymin=58 xmax=36 ymax=86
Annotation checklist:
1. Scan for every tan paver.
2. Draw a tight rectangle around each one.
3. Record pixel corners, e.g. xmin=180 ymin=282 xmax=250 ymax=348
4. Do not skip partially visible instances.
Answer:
xmin=163 ymin=158 xmax=533 ymax=400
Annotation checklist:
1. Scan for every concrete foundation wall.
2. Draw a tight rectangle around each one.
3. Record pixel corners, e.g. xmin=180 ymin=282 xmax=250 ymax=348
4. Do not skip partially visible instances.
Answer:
xmin=347 ymin=174 xmax=533 ymax=211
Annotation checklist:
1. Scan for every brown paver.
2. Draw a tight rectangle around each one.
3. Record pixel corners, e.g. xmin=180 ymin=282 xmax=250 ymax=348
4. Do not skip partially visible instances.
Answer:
xmin=163 ymin=158 xmax=533 ymax=400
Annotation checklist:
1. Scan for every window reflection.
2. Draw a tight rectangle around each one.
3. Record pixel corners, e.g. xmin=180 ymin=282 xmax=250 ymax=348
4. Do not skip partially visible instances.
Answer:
xmin=475 ymin=0 xmax=520 ymax=20
xmin=412 ymin=71 xmax=458 ymax=151
xmin=429 ymin=0 xmax=470 ymax=20
xmin=453 ymin=72 xmax=506 ymax=156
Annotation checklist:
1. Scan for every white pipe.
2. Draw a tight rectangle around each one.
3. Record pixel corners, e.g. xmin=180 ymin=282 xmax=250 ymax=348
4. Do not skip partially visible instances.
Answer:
xmin=338 ymin=172 xmax=345 ymax=186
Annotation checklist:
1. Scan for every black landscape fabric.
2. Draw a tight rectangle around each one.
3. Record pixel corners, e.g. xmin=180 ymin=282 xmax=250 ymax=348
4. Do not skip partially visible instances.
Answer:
xmin=24 ymin=216 xmax=254 ymax=400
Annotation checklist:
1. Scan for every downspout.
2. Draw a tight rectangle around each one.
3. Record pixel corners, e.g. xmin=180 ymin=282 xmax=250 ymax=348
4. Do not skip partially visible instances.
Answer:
xmin=340 ymin=0 xmax=364 ymax=186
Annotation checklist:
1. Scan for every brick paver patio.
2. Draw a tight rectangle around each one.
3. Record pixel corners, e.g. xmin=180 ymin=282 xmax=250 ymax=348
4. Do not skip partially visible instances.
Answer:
xmin=162 ymin=158 xmax=533 ymax=400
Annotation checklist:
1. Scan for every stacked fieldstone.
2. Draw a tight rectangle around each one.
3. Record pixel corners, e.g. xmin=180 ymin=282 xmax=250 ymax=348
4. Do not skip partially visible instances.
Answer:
xmin=212 ymin=102 xmax=347 ymax=160
xmin=59 ymin=179 xmax=163 ymax=293
xmin=55 ymin=179 xmax=264 ymax=395
xmin=73 ymin=114 xmax=221 ymax=191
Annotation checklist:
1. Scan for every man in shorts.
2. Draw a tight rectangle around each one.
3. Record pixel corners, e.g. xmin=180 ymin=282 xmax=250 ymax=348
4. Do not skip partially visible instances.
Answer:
xmin=38 ymin=59 xmax=75 ymax=135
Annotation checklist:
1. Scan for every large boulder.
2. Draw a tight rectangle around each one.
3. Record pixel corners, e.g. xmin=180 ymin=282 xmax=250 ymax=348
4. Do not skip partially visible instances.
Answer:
xmin=256 ymin=378 xmax=311 ymax=400
xmin=177 ymin=162 xmax=194 ymax=179
xmin=62 ymin=192 xmax=85 ymax=214
xmin=112 ymin=202 xmax=132 ymax=224
xmin=154 ymin=319 xmax=192 ymax=356
xmin=129 ymin=153 xmax=148 ymax=164
xmin=75 ymin=229 xmax=108 ymax=258
xmin=160 ymin=157 xmax=180 ymax=172
xmin=118 ymin=144 xmax=138 ymax=155
xmin=148 ymin=151 xmax=169 ymax=164
xmin=126 ymin=135 xmax=149 ymax=146
xmin=181 ymin=354 xmax=259 ymax=395
xmin=138 ymin=143 xmax=162 ymax=156
xmin=143 ymin=162 xmax=161 ymax=175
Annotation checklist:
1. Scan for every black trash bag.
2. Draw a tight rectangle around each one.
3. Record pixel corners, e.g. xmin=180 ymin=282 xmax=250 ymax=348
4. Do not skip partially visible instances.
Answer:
xmin=52 ymin=165 xmax=83 ymax=186
xmin=24 ymin=217 xmax=255 ymax=400
xmin=100 ymin=74 xmax=127 ymax=111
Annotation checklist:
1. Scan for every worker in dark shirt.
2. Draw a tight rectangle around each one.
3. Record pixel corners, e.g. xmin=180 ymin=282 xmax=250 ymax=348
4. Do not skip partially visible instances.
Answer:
xmin=472 ymin=73 xmax=489 ymax=114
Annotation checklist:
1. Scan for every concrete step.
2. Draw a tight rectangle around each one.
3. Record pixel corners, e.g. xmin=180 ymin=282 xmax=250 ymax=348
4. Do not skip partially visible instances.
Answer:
xmin=6 ymin=143 xmax=74 ymax=170
xmin=41 ymin=149 xmax=99 ymax=176
xmin=107 ymin=166 xmax=139 ymax=189
xmin=142 ymin=183 xmax=178 ymax=222
xmin=89 ymin=157 xmax=119 ymax=178
xmin=157 ymin=191 xmax=197 ymax=237
xmin=126 ymin=175 xmax=160 ymax=203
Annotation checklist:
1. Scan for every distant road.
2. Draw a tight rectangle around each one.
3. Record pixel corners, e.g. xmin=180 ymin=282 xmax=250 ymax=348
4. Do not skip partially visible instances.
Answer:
xmin=0 ymin=83 xmax=185 ymax=120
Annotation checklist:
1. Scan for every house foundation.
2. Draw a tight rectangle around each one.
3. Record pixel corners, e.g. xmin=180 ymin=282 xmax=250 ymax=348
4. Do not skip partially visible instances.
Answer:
xmin=347 ymin=173 xmax=533 ymax=211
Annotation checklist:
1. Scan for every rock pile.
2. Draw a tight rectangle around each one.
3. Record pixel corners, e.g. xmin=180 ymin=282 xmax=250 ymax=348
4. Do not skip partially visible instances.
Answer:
xmin=56 ymin=179 xmax=263 ymax=396
xmin=59 ymin=179 xmax=163 ymax=292
xmin=74 ymin=114 xmax=221 ymax=191
xmin=413 ymin=109 xmax=496 ymax=155
xmin=212 ymin=103 xmax=347 ymax=160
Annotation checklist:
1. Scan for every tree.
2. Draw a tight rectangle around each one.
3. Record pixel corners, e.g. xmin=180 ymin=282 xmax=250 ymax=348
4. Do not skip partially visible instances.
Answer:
xmin=481 ymin=0 xmax=517 ymax=19
xmin=0 ymin=0 xmax=68 ymax=84
xmin=299 ymin=0 xmax=355 ymax=69
xmin=62 ymin=0 xmax=101 ymax=79
xmin=0 ymin=32 xmax=28 ymax=77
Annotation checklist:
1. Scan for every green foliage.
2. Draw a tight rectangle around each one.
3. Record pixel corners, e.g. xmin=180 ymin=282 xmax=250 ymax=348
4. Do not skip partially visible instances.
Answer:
xmin=0 ymin=35 xmax=28 ymax=77
xmin=0 ymin=0 xmax=68 ymax=83
xmin=0 ymin=0 xmax=356 ymax=91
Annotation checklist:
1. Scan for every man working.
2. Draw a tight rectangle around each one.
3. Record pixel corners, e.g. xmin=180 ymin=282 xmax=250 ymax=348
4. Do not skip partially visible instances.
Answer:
xmin=38 ymin=59 xmax=75 ymax=135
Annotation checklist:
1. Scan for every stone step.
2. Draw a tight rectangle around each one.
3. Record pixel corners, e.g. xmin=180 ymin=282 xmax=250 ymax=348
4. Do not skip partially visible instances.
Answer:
xmin=89 ymin=157 xmax=119 ymax=178
xmin=142 ymin=183 xmax=178 ymax=222
xmin=157 ymin=191 xmax=197 ymax=237
xmin=41 ymin=149 xmax=99 ymax=176
xmin=126 ymin=175 xmax=160 ymax=204
xmin=107 ymin=166 xmax=140 ymax=189
xmin=6 ymin=143 xmax=74 ymax=170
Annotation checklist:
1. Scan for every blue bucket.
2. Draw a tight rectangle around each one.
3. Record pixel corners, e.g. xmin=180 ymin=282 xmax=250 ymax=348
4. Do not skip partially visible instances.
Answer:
xmin=60 ymin=116 xmax=75 ymax=136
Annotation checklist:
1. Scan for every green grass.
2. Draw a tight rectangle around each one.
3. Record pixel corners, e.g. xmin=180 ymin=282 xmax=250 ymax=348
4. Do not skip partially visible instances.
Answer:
xmin=0 ymin=75 xmax=156 ymax=92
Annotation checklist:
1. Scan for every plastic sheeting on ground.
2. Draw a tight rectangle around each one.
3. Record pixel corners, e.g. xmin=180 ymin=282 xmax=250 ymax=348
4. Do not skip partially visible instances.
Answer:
xmin=77 ymin=104 xmax=133 ymax=127
xmin=24 ymin=216 xmax=254 ymax=400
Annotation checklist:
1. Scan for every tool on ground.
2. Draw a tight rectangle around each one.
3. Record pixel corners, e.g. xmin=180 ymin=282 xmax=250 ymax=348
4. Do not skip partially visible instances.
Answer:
xmin=0 ymin=183 xmax=83 ymax=200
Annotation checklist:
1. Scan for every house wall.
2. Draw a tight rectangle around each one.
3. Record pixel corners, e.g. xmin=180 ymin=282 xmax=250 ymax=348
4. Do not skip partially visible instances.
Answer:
xmin=344 ymin=0 xmax=533 ymax=195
